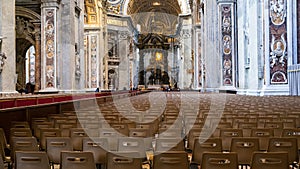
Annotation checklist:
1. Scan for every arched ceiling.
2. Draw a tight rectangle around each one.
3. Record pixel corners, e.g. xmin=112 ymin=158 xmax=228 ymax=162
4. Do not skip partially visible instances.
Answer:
xmin=16 ymin=0 xmax=41 ymax=15
xmin=126 ymin=0 xmax=181 ymax=15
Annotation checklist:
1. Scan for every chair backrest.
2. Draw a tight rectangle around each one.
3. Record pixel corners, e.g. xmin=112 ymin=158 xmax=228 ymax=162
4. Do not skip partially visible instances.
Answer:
xmin=0 ymin=140 xmax=6 ymax=166
xmin=136 ymin=122 xmax=158 ymax=136
xmin=250 ymin=128 xmax=274 ymax=151
xmin=192 ymin=138 xmax=222 ymax=165
xmin=251 ymin=152 xmax=289 ymax=169
xmin=46 ymin=137 xmax=72 ymax=164
xmin=82 ymin=137 xmax=109 ymax=164
xmin=129 ymin=128 xmax=153 ymax=150
xmin=106 ymin=151 xmax=142 ymax=169
xmin=40 ymin=128 xmax=61 ymax=150
xmin=219 ymin=128 xmax=243 ymax=151
xmin=59 ymin=123 xmax=77 ymax=137
xmin=268 ymin=137 xmax=299 ymax=164
xmin=0 ymin=128 xmax=8 ymax=155
xmin=0 ymin=153 xmax=4 ymax=169
xmin=129 ymin=128 xmax=150 ymax=138
xmin=61 ymin=151 xmax=96 ymax=169
xmin=187 ymin=129 xmax=202 ymax=151
xmin=158 ymin=128 xmax=182 ymax=139
xmin=118 ymin=137 xmax=146 ymax=157
xmin=110 ymin=123 xmax=129 ymax=136
xmin=232 ymin=118 xmax=249 ymax=128
xmin=10 ymin=128 xmax=32 ymax=144
xmin=230 ymin=137 xmax=259 ymax=165
xmin=201 ymin=152 xmax=238 ymax=169
xmin=152 ymin=151 xmax=189 ymax=169
xmin=10 ymin=137 xmax=39 ymax=161
xmin=264 ymin=122 xmax=283 ymax=137
xmin=212 ymin=122 xmax=232 ymax=137
xmin=15 ymin=151 xmax=50 ymax=169
xmin=155 ymin=138 xmax=185 ymax=152
xmin=31 ymin=117 xmax=49 ymax=129
xmin=33 ymin=122 xmax=53 ymax=139
xmin=70 ymin=128 xmax=88 ymax=151
xmin=11 ymin=121 xmax=30 ymax=128
xmin=99 ymin=128 xmax=123 ymax=151
xmin=281 ymin=128 xmax=300 ymax=150
xmin=237 ymin=122 xmax=258 ymax=137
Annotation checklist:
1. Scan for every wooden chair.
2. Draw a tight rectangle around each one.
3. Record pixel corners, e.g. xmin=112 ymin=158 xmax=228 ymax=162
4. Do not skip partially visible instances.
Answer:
xmin=201 ymin=152 xmax=238 ymax=169
xmin=251 ymin=152 xmax=289 ymax=169
xmin=60 ymin=151 xmax=96 ymax=169
xmin=15 ymin=151 xmax=50 ymax=169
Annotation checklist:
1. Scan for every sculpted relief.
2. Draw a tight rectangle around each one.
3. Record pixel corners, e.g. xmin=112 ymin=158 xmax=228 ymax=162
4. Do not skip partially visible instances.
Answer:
xmin=270 ymin=34 xmax=286 ymax=68
xmin=270 ymin=0 xmax=286 ymax=25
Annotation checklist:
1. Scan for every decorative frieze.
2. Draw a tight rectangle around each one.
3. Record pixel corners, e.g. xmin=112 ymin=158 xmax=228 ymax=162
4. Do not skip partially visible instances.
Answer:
xmin=269 ymin=0 xmax=288 ymax=84
xmin=219 ymin=3 xmax=235 ymax=86
xmin=44 ymin=8 xmax=56 ymax=88
xmin=90 ymin=35 xmax=98 ymax=88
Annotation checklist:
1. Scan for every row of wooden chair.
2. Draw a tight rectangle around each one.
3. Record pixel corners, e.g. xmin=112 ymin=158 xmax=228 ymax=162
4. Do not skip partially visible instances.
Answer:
xmin=11 ymin=150 xmax=291 ymax=169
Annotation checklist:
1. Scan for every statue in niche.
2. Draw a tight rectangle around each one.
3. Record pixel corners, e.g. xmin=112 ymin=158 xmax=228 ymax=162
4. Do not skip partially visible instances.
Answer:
xmin=46 ymin=66 xmax=54 ymax=86
xmin=270 ymin=0 xmax=286 ymax=25
xmin=108 ymin=70 xmax=116 ymax=89
xmin=0 ymin=52 xmax=6 ymax=73
xmin=45 ymin=20 xmax=54 ymax=36
xmin=222 ymin=16 xmax=231 ymax=33
xmin=270 ymin=34 xmax=286 ymax=68
xmin=223 ymin=35 xmax=231 ymax=55
xmin=223 ymin=59 xmax=232 ymax=76
xmin=75 ymin=44 xmax=81 ymax=79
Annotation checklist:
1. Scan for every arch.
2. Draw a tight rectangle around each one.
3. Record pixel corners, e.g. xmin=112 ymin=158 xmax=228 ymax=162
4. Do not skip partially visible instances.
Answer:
xmin=123 ymin=0 xmax=190 ymax=15
xmin=15 ymin=6 xmax=41 ymax=21
xmin=15 ymin=6 xmax=41 ymax=45
xmin=15 ymin=6 xmax=41 ymax=92
xmin=15 ymin=7 xmax=40 ymax=55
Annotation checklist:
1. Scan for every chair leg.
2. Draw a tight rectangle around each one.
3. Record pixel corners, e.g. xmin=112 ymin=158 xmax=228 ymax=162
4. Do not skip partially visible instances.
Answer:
xmin=7 ymin=163 xmax=11 ymax=169
xmin=190 ymin=163 xmax=199 ymax=169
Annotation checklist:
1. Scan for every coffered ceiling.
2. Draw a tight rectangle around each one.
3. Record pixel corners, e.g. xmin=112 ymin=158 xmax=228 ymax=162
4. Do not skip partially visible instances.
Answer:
xmin=126 ymin=0 xmax=181 ymax=15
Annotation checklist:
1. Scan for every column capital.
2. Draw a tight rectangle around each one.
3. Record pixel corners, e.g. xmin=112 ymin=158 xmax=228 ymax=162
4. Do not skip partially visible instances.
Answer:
xmin=41 ymin=0 xmax=61 ymax=8
xmin=217 ymin=0 xmax=236 ymax=4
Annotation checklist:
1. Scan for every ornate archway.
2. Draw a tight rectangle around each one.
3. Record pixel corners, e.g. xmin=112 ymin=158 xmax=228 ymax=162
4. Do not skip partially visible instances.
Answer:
xmin=15 ymin=6 xmax=41 ymax=92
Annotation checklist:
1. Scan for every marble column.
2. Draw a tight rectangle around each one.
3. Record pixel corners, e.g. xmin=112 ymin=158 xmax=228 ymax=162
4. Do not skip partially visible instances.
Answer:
xmin=33 ymin=23 xmax=41 ymax=92
xmin=59 ymin=0 xmax=76 ymax=92
xmin=181 ymin=26 xmax=193 ymax=89
xmin=163 ymin=50 xmax=168 ymax=76
xmin=0 ymin=0 xmax=17 ymax=94
xmin=138 ymin=50 xmax=145 ymax=85
xmin=118 ymin=31 xmax=129 ymax=90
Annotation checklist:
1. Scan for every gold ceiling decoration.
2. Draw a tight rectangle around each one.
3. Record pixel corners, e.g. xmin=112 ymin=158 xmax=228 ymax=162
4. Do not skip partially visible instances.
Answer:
xmin=84 ymin=0 xmax=98 ymax=24
xmin=126 ymin=0 xmax=181 ymax=15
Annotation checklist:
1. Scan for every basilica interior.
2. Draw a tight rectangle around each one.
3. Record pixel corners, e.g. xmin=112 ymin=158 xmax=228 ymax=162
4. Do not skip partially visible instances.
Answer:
xmin=0 ymin=1 xmax=300 ymax=169
xmin=0 ymin=0 xmax=299 ymax=95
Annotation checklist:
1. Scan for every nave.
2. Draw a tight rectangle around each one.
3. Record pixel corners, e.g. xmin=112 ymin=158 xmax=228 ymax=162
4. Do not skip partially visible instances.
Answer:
xmin=0 ymin=92 xmax=300 ymax=169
